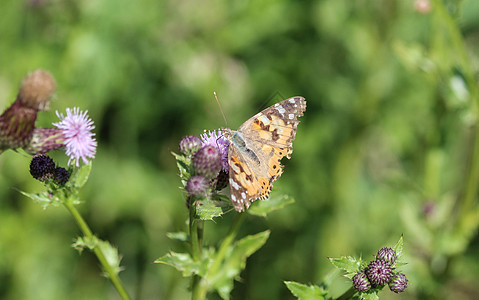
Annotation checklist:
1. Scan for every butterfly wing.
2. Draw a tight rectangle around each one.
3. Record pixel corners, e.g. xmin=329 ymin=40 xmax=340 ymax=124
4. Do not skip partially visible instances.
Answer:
xmin=228 ymin=141 xmax=262 ymax=212
xmin=228 ymin=96 xmax=306 ymax=211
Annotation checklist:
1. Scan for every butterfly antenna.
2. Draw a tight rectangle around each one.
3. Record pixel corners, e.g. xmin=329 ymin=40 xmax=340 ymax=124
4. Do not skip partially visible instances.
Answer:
xmin=214 ymin=92 xmax=228 ymax=127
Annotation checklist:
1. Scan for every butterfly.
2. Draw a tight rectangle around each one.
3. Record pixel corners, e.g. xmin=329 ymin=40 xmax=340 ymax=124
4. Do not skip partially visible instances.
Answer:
xmin=223 ymin=96 xmax=306 ymax=212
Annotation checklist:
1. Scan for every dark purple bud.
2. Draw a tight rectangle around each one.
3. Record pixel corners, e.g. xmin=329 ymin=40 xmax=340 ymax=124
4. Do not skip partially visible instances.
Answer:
xmin=185 ymin=175 xmax=209 ymax=197
xmin=179 ymin=136 xmax=202 ymax=155
xmin=192 ymin=145 xmax=221 ymax=179
xmin=376 ymin=247 xmax=397 ymax=265
xmin=352 ymin=271 xmax=371 ymax=293
xmin=366 ymin=259 xmax=393 ymax=286
xmin=388 ymin=272 xmax=408 ymax=293
xmin=29 ymin=154 xmax=55 ymax=181
xmin=53 ymin=167 xmax=70 ymax=185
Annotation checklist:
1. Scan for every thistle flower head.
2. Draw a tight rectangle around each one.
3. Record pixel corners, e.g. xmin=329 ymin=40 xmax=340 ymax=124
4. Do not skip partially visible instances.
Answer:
xmin=186 ymin=175 xmax=209 ymax=197
xmin=388 ymin=272 xmax=408 ymax=293
xmin=352 ymin=271 xmax=371 ymax=293
xmin=366 ymin=259 xmax=393 ymax=286
xmin=200 ymin=130 xmax=229 ymax=172
xmin=192 ymin=145 xmax=221 ymax=179
xmin=53 ymin=167 xmax=70 ymax=185
xmin=376 ymin=247 xmax=397 ymax=265
xmin=179 ymin=135 xmax=202 ymax=155
xmin=18 ymin=69 xmax=56 ymax=111
xmin=30 ymin=154 xmax=55 ymax=181
xmin=53 ymin=107 xmax=97 ymax=167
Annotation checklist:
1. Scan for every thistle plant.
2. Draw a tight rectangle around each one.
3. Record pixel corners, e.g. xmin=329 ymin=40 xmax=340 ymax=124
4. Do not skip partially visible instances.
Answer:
xmin=155 ymin=131 xmax=295 ymax=300
xmin=285 ymin=236 xmax=408 ymax=299
xmin=0 ymin=70 xmax=131 ymax=300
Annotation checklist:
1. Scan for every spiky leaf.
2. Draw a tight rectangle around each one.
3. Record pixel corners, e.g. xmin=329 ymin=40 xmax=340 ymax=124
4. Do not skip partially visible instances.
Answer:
xmin=284 ymin=281 xmax=327 ymax=300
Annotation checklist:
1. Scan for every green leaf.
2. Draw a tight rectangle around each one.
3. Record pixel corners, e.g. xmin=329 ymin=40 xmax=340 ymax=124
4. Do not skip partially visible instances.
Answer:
xmin=196 ymin=197 xmax=226 ymax=221
xmin=171 ymin=151 xmax=191 ymax=184
xmin=248 ymin=194 xmax=295 ymax=217
xmin=284 ymin=281 xmax=327 ymax=300
xmin=69 ymin=162 xmax=92 ymax=189
xmin=210 ymin=230 xmax=270 ymax=299
xmin=359 ymin=291 xmax=379 ymax=300
xmin=329 ymin=256 xmax=362 ymax=278
xmin=155 ymin=249 xmax=213 ymax=277
xmin=73 ymin=236 xmax=123 ymax=275
xmin=18 ymin=190 xmax=62 ymax=209
xmin=393 ymin=235 xmax=404 ymax=262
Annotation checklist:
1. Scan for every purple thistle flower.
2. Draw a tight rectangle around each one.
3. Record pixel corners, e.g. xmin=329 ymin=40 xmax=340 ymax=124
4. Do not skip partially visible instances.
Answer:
xmin=53 ymin=107 xmax=97 ymax=167
xmin=200 ymin=130 xmax=229 ymax=172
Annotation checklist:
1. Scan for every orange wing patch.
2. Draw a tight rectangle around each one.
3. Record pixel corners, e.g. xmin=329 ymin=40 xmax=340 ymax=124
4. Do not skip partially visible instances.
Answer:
xmin=226 ymin=96 xmax=306 ymax=212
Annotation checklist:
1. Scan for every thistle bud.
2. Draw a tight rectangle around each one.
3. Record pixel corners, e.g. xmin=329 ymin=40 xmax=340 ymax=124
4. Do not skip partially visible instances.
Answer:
xmin=388 ymin=272 xmax=408 ymax=293
xmin=0 ymin=70 xmax=57 ymax=151
xmin=352 ymin=271 xmax=371 ymax=293
xmin=376 ymin=247 xmax=397 ymax=265
xmin=179 ymin=136 xmax=202 ymax=155
xmin=29 ymin=154 xmax=55 ymax=181
xmin=53 ymin=167 xmax=70 ymax=185
xmin=366 ymin=259 xmax=393 ymax=286
xmin=185 ymin=175 xmax=209 ymax=197
xmin=192 ymin=145 xmax=221 ymax=179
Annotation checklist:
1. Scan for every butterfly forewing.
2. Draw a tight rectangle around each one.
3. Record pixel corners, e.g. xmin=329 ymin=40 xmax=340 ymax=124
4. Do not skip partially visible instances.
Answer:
xmin=227 ymin=96 xmax=306 ymax=212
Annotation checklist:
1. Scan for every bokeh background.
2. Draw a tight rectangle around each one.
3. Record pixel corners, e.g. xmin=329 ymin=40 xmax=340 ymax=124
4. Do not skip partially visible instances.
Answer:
xmin=1 ymin=0 xmax=479 ymax=299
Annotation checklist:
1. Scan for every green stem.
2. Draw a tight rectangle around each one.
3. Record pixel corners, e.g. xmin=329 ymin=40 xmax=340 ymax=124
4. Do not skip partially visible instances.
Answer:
xmin=433 ymin=0 xmax=479 ymax=218
xmin=189 ymin=199 xmax=204 ymax=300
xmin=193 ymin=213 xmax=246 ymax=299
xmin=63 ymin=199 xmax=131 ymax=300
xmin=208 ymin=213 xmax=246 ymax=276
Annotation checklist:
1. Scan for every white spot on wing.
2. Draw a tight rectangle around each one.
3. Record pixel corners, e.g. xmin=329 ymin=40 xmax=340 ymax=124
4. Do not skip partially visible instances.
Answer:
xmin=276 ymin=105 xmax=286 ymax=115
xmin=288 ymin=113 xmax=294 ymax=119
xmin=231 ymin=194 xmax=237 ymax=202
xmin=241 ymin=192 xmax=246 ymax=199
xmin=289 ymin=99 xmax=296 ymax=103
xmin=230 ymin=179 xmax=241 ymax=190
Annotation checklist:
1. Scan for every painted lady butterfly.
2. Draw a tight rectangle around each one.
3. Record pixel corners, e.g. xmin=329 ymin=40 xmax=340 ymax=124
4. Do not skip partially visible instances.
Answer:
xmin=224 ymin=96 xmax=306 ymax=212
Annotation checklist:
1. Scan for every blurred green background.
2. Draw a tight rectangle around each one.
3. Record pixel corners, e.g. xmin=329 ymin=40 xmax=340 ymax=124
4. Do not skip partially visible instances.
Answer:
xmin=1 ymin=0 xmax=479 ymax=299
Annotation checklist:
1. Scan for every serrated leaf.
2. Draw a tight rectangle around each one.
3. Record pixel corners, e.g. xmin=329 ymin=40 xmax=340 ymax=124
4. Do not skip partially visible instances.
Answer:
xmin=210 ymin=230 xmax=270 ymax=299
xmin=284 ymin=281 xmax=326 ymax=300
xmin=18 ymin=190 xmax=62 ymax=209
xmin=167 ymin=232 xmax=189 ymax=242
xmin=155 ymin=249 xmax=213 ymax=277
xmin=171 ymin=151 xmax=191 ymax=181
xmin=359 ymin=291 xmax=379 ymax=300
xmin=329 ymin=256 xmax=362 ymax=277
xmin=393 ymin=235 xmax=404 ymax=261
xmin=196 ymin=198 xmax=225 ymax=221
xmin=248 ymin=194 xmax=295 ymax=217
xmin=73 ymin=236 xmax=123 ymax=275
xmin=69 ymin=162 xmax=92 ymax=189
